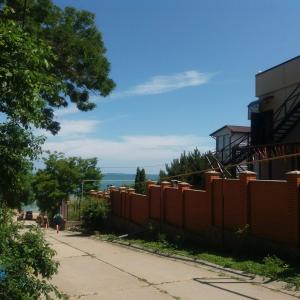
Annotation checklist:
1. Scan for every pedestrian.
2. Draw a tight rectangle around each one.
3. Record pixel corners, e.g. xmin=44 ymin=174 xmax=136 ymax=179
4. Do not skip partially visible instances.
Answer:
xmin=53 ymin=213 xmax=63 ymax=234
xmin=43 ymin=214 xmax=49 ymax=229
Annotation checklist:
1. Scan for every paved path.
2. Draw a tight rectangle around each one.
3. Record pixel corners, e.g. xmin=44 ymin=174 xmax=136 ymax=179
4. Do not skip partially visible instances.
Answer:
xmin=46 ymin=230 xmax=298 ymax=300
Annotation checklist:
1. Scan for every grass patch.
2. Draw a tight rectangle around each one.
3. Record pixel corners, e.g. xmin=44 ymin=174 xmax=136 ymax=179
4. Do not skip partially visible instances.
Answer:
xmin=96 ymin=230 xmax=300 ymax=289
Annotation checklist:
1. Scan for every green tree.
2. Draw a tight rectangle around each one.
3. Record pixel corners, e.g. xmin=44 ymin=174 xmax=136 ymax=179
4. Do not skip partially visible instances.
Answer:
xmin=159 ymin=148 xmax=213 ymax=187
xmin=134 ymin=167 xmax=147 ymax=194
xmin=0 ymin=207 xmax=62 ymax=299
xmin=0 ymin=122 xmax=44 ymax=208
xmin=0 ymin=17 xmax=64 ymax=133
xmin=33 ymin=152 xmax=102 ymax=215
xmin=1 ymin=0 xmax=115 ymax=133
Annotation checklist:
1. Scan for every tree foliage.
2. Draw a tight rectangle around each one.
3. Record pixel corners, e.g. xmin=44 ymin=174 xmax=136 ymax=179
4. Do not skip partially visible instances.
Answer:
xmin=33 ymin=152 xmax=102 ymax=215
xmin=0 ymin=17 xmax=64 ymax=133
xmin=81 ymin=199 xmax=110 ymax=232
xmin=159 ymin=148 xmax=213 ymax=187
xmin=0 ymin=122 xmax=43 ymax=208
xmin=1 ymin=0 xmax=115 ymax=133
xmin=134 ymin=167 xmax=146 ymax=194
xmin=0 ymin=207 xmax=61 ymax=299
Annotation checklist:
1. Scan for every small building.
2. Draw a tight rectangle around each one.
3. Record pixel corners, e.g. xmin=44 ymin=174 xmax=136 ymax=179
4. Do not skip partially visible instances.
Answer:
xmin=210 ymin=125 xmax=250 ymax=174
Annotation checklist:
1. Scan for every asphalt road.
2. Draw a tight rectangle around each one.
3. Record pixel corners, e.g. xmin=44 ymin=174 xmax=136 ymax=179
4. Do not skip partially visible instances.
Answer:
xmin=45 ymin=229 xmax=299 ymax=300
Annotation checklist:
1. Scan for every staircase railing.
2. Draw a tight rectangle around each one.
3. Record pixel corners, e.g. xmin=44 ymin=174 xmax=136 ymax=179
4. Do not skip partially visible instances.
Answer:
xmin=273 ymin=83 xmax=300 ymax=131
xmin=216 ymin=134 xmax=250 ymax=164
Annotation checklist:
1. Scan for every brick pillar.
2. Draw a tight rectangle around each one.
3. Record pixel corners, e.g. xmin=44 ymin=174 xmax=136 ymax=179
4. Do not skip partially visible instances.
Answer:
xmin=286 ymin=171 xmax=300 ymax=247
xmin=205 ymin=171 xmax=221 ymax=226
xmin=127 ymin=188 xmax=135 ymax=220
xmin=108 ymin=186 xmax=117 ymax=213
xmin=239 ymin=171 xmax=256 ymax=227
xmin=160 ymin=181 xmax=171 ymax=223
xmin=178 ymin=182 xmax=191 ymax=228
xmin=119 ymin=187 xmax=126 ymax=217
xmin=146 ymin=180 xmax=156 ymax=191
xmin=146 ymin=180 xmax=156 ymax=218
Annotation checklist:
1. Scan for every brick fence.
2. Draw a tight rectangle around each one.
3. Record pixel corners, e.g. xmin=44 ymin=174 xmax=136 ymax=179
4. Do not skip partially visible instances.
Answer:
xmin=109 ymin=170 xmax=300 ymax=249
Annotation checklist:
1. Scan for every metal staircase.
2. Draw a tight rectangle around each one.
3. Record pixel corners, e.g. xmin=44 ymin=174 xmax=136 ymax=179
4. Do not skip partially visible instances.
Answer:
xmin=273 ymin=83 xmax=300 ymax=142
xmin=208 ymin=135 xmax=250 ymax=178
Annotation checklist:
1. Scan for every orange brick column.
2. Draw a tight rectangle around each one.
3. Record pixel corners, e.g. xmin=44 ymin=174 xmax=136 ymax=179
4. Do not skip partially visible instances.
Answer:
xmin=160 ymin=181 xmax=171 ymax=223
xmin=205 ymin=171 xmax=221 ymax=226
xmin=286 ymin=171 xmax=300 ymax=247
xmin=239 ymin=171 xmax=256 ymax=228
xmin=109 ymin=186 xmax=117 ymax=214
xmin=146 ymin=180 xmax=156 ymax=218
xmin=127 ymin=188 xmax=135 ymax=220
xmin=178 ymin=182 xmax=191 ymax=229
xmin=119 ymin=187 xmax=127 ymax=217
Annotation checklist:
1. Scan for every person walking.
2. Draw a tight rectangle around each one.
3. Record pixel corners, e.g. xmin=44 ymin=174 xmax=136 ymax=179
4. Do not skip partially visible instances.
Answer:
xmin=43 ymin=214 xmax=49 ymax=229
xmin=53 ymin=213 xmax=63 ymax=234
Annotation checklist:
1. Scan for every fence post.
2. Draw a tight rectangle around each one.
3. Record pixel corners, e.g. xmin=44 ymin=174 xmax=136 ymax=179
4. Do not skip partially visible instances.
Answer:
xmin=109 ymin=186 xmax=117 ymax=215
xmin=286 ymin=171 xmax=300 ymax=247
xmin=239 ymin=171 xmax=256 ymax=228
xmin=178 ymin=182 xmax=191 ymax=229
xmin=205 ymin=171 xmax=221 ymax=226
xmin=127 ymin=188 xmax=135 ymax=220
xmin=119 ymin=187 xmax=126 ymax=217
xmin=146 ymin=180 xmax=156 ymax=219
xmin=160 ymin=181 xmax=171 ymax=225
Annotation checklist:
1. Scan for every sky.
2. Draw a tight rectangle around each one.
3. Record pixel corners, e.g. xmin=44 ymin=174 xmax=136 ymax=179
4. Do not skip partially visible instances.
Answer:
xmin=45 ymin=0 xmax=300 ymax=174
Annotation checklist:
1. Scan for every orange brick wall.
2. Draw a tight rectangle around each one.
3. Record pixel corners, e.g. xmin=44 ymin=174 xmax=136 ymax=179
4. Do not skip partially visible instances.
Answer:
xmin=131 ymin=194 xmax=149 ymax=225
xmin=165 ymin=187 xmax=182 ymax=227
xmin=149 ymin=185 xmax=161 ymax=220
xmin=184 ymin=189 xmax=210 ymax=232
xmin=250 ymin=181 xmax=293 ymax=244
xmin=111 ymin=190 xmax=121 ymax=216
xmin=223 ymin=179 xmax=246 ymax=230
xmin=110 ymin=171 xmax=300 ymax=248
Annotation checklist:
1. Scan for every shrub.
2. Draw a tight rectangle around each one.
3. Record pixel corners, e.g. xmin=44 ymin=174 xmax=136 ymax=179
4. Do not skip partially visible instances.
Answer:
xmin=0 ymin=206 xmax=62 ymax=299
xmin=81 ymin=199 xmax=110 ymax=232
xmin=262 ymin=255 xmax=289 ymax=278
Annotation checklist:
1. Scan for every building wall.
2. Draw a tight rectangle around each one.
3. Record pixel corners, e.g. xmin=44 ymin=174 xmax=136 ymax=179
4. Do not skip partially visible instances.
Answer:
xmin=256 ymin=56 xmax=300 ymax=99
xmin=109 ymin=171 xmax=300 ymax=248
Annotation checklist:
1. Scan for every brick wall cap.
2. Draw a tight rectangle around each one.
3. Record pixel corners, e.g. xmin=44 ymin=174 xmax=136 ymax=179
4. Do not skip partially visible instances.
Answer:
xmin=178 ymin=182 xmax=190 ymax=186
xmin=161 ymin=181 xmax=170 ymax=184
xmin=205 ymin=170 xmax=221 ymax=175
xmin=119 ymin=186 xmax=127 ymax=191
xmin=127 ymin=188 xmax=135 ymax=191
xmin=240 ymin=171 xmax=256 ymax=175
xmin=286 ymin=170 xmax=300 ymax=175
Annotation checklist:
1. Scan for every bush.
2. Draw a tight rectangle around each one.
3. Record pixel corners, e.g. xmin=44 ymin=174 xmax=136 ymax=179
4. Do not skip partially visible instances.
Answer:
xmin=81 ymin=199 xmax=110 ymax=232
xmin=262 ymin=255 xmax=289 ymax=278
xmin=0 ymin=206 xmax=62 ymax=299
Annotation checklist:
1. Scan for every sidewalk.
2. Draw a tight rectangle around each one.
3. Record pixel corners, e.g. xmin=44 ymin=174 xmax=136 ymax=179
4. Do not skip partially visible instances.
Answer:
xmin=46 ymin=230 xmax=299 ymax=300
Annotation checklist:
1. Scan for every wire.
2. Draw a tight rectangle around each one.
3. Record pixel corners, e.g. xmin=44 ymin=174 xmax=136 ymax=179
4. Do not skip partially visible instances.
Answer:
xmin=160 ymin=152 xmax=300 ymax=181
xmin=100 ymin=164 xmax=165 ymax=169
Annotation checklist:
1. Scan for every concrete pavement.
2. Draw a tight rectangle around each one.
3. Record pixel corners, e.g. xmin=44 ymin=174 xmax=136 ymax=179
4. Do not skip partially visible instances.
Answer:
xmin=46 ymin=230 xmax=299 ymax=300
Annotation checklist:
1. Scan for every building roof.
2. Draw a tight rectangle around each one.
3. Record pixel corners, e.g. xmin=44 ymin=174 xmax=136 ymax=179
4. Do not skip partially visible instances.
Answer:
xmin=210 ymin=125 xmax=251 ymax=137
xmin=256 ymin=55 xmax=300 ymax=77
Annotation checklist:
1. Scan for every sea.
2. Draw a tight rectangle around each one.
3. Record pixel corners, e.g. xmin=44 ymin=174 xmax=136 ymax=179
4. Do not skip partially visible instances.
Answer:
xmin=100 ymin=173 xmax=158 ymax=190
xmin=22 ymin=173 xmax=159 ymax=212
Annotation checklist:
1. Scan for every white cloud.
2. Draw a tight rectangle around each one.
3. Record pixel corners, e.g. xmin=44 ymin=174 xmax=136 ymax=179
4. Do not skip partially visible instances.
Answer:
xmin=44 ymin=135 xmax=214 ymax=173
xmin=111 ymin=70 xmax=212 ymax=98
xmin=54 ymin=105 xmax=79 ymax=117
xmin=38 ymin=119 xmax=101 ymax=138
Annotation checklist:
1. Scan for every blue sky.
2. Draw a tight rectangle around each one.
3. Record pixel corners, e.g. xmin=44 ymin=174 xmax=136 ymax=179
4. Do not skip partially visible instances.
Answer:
xmin=46 ymin=0 xmax=300 ymax=174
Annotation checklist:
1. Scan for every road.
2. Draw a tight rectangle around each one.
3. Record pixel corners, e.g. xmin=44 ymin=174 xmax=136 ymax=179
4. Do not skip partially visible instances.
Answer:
xmin=46 ymin=229 xmax=299 ymax=300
